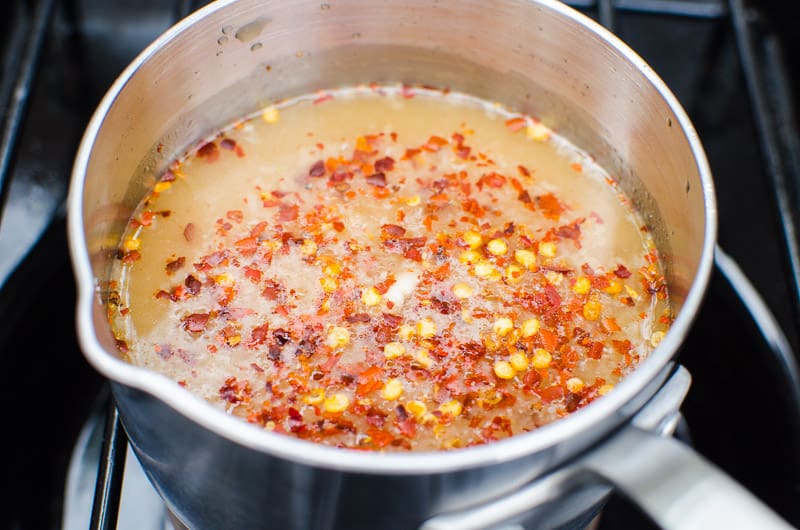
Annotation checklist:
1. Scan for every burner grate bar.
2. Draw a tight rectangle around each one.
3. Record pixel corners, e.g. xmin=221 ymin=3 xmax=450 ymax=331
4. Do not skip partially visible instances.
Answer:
xmin=729 ymin=0 xmax=800 ymax=329
xmin=90 ymin=401 xmax=129 ymax=530
xmin=0 ymin=0 xmax=55 ymax=227
xmin=565 ymin=0 xmax=727 ymax=18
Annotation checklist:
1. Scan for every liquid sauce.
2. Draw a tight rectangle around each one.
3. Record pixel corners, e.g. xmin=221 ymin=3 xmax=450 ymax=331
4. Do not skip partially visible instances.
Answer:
xmin=110 ymin=86 xmax=670 ymax=451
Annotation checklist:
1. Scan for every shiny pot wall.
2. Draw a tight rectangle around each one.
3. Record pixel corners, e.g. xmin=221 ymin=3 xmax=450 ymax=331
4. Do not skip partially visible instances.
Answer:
xmin=68 ymin=0 xmax=784 ymax=528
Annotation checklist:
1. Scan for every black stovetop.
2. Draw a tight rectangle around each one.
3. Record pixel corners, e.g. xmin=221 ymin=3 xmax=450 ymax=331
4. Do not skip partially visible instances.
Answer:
xmin=1 ymin=1 xmax=799 ymax=529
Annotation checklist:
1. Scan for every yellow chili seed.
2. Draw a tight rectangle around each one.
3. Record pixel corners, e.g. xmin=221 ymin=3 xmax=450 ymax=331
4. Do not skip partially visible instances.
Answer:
xmin=624 ymin=285 xmax=640 ymax=301
xmin=526 ymin=122 xmax=550 ymax=142
xmin=604 ymin=278 xmax=623 ymax=294
xmin=650 ymin=330 xmax=666 ymax=348
xmin=532 ymin=348 xmax=552 ymax=369
xmin=303 ymin=388 xmax=325 ymax=405
xmin=583 ymin=299 xmax=602 ymax=321
xmin=566 ymin=377 xmax=585 ymax=394
xmin=452 ymin=283 xmax=474 ymax=299
xmin=462 ymin=230 xmax=483 ymax=249
xmin=381 ymin=378 xmax=404 ymax=400
xmin=598 ymin=384 xmax=615 ymax=396
xmin=545 ymin=271 xmax=564 ymax=286
xmin=417 ymin=318 xmax=437 ymax=338
xmin=361 ymin=287 xmax=382 ymax=306
xmin=265 ymin=420 xmax=276 ymax=431
xmin=487 ymin=238 xmax=508 ymax=256
xmin=414 ymin=349 xmax=433 ymax=369
xmin=153 ymin=181 xmax=172 ymax=193
xmin=509 ymin=351 xmax=529 ymax=371
xmin=405 ymin=195 xmax=421 ymax=206
xmin=323 ymin=393 xmax=350 ymax=413
xmin=521 ymin=318 xmax=540 ymax=337
xmin=326 ymin=326 xmax=350 ymax=349
xmin=121 ymin=238 xmax=140 ymax=252
xmin=493 ymin=317 xmax=514 ymax=337
xmin=214 ymin=273 xmax=234 ymax=286
xmin=504 ymin=264 xmax=523 ymax=284
xmin=300 ymin=239 xmax=318 ymax=256
xmin=323 ymin=262 xmax=342 ymax=277
xmin=405 ymin=400 xmax=427 ymax=419
xmin=383 ymin=341 xmax=406 ymax=359
xmin=261 ymin=105 xmax=280 ymax=123
xmin=320 ymin=276 xmax=338 ymax=293
xmin=473 ymin=261 xmax=496 ymax=278
xmin=493 ymin=360 xmax=515 ymax=380
xmin=538 ymin=241 xmax=557 ymax=258
xmin=439 ymin=399 xmax=463 ymax=418
xmin=226 ymin=335 xmax=242 ymax=347
xmin=459 ymin=250 xmax=482 ymax=265
xmin=398 ymin=324 xmax=416 ymax=341
xmin=514 ymin=249 xmax=537 ymax=269
xmin=572 ymin=276 xmax=592 ymax=295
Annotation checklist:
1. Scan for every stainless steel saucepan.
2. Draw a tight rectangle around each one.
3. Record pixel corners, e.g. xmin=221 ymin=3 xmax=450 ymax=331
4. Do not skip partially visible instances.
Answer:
xmin=67 ymin=0 xmax=793 ymax=528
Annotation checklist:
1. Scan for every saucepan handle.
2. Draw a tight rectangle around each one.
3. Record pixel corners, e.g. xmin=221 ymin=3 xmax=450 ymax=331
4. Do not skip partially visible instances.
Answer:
xmin=422 ymin=366 xmax=793 ymax=530
xmin=581 ymin=424 xmax=793 ymax=530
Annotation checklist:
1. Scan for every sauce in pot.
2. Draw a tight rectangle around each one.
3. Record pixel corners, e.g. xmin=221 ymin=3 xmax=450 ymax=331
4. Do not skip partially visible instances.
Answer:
xmin=109 ymin=86 xmax=670 ymax=451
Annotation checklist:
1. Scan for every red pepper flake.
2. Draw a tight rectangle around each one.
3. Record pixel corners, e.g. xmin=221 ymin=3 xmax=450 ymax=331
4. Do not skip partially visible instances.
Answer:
xmin=538 ymin=384 xmax=565 ymax=403
xmin=220 ymin=138 xmax=237 ymax=151
xmin=505 ymin=117 xmax=527 ymax=132
xmin=197 ymin=141 xmax=219 ymax=162
xmin=587 ymin=341 xmax=604 ymax=359
xmin=356 ymin=366 xmax=384 ymax=396
xmin=476 ymin=172 xmax=506 ymax=190
xmin=400 ymin=84 xmax=415 ymax=98
xmin=366 ymin=172 xmax=387 ymax=187
xmin=226 ymin=210 xmax=244 ymax=223
xmin=122 ymin=250 xmax=141 ymax=263
xmin=235 ymin=236 xmax=259 ymax=256
xmin=346 ymin=313 xmax=371 ymax=323
xmin=395 ymin=417 xmax=417 ymax=438
xmin=139 ymin=211 xmax=155 ymax=227
xmin=183 ymin=313 xmax=210 ymax=333
xmin=374 ymin=156 xmax=395 ymax=172
xmin=165 ymin=256 xmax=186 ymax=275
xmin=601 ymin=318 xmax=621 ymax=333
xmin=570 ymin=162 xmax=583 ymax=173
xmin=518 ymin=190 xmax=532 ymax=204
xmin=244 ymin=266 xmax=262 ymax=283
xmin=219 ymin=376 xmax=252 ymax=404
xmin=540 ymin=327 xmax=559 ymax=352
xmin=612 ymin=339 xmax=633 ymax=356
xmin=614 ymin=264 xmax=632 ymax=278
xmin=332 ymin=220 xmax=346 ymax=232
xmin=250 ymin=221 xmax=268 ymax=238
xmin=374 ymin=276 xmax=396 ymax=295
xmin=381 ymin=224 xmax=406 ymax=237
xmin=423 ymin=136 xmax=449 ymax=152
xmin=183 ymin=222 xmax=196 ymax=242
xmin=517 ymin=165 xmax=532 ymax=178
xmin=536 ymin=193 xmax=565 ymax=220
xmin=262 ymin=279 xmax=284 ymax=301
xmin=184 ymin=275 xmax=201 ymax=296
xmin=248 ymin=323 xmax=269 ymax=347
xmin=555 ymin=220 xmax=582 ymax=246
xmin=309 ymin=160 xmax=326 ymax=177
xmin=115 ymin=339 xmax=129 ymax=353
xmin=160 ymin=171 xmax=176 ymax=183
xmin=403 ymin=147 xmax=422 ymax=160
xmin=367 ymin=427 xmax=394 ymax=448
xmin=278 ymin=203 xmax=299 ymax=222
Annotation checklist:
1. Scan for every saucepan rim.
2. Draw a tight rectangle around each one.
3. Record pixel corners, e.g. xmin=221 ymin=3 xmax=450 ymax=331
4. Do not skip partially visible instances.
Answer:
xmin=67 ymin=0 xmax=717 ymax=475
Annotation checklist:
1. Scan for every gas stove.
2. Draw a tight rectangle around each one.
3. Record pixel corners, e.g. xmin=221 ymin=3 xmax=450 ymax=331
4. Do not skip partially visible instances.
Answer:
xmin=2 ymin=1 xmax=799 ymax=529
